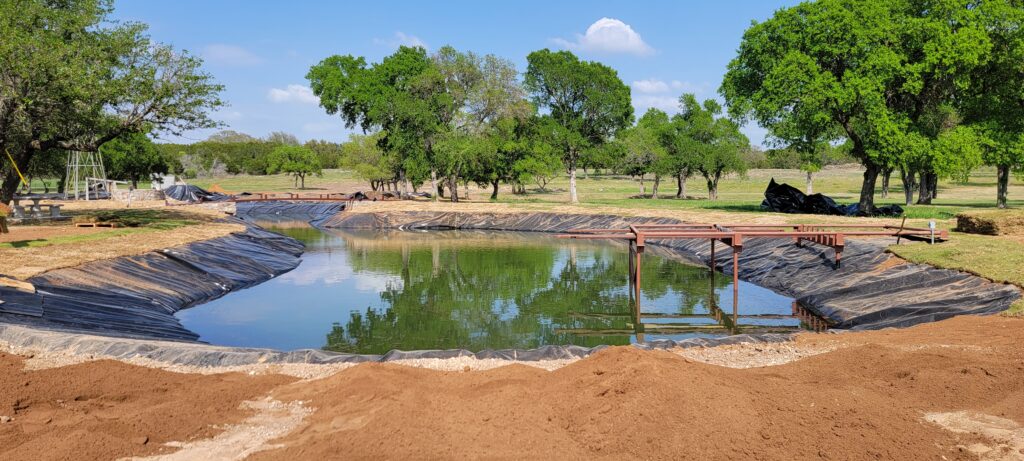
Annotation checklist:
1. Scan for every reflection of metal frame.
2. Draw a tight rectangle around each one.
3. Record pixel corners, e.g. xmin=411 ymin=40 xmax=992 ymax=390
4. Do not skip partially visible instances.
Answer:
xmin=558 ymin=222 xmax=938 ymax=340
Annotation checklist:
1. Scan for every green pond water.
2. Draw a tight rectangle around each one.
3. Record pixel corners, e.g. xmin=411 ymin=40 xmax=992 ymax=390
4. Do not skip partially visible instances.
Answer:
xmin=176 ymin=225 xmax=805 ymax=354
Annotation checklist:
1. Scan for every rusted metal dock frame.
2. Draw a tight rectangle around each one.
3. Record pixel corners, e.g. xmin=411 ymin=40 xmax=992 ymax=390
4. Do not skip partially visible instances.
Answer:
xmin=560 ymin=223 xmax=946 ymax=332
xmin=231 ymin=192 xmax=353 ymax=202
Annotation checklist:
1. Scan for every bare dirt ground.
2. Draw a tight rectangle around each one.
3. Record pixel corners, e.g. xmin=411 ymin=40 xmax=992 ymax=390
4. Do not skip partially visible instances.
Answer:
xmin=2 ymin=314 xmax=1023 ymax=460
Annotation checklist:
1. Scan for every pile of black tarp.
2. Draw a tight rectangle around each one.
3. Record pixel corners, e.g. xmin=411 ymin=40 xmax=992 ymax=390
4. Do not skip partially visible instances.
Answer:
xmin=761 ymin=178 xmax=903 ymax=217
xmin=163 ymin=185 xmax=233 ymax=203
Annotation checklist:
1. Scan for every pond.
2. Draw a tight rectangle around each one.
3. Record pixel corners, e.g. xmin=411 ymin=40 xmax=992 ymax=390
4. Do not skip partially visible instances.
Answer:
xmin=176 ymin=225 xmax=806 ymax=354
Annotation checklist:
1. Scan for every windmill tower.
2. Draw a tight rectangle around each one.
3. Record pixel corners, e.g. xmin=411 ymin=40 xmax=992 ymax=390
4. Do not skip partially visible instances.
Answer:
xmin=64 ymin=150 xmax=108 ymax=200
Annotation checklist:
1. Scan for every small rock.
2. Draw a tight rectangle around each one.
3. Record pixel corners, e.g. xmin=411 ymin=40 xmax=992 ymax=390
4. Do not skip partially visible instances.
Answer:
xmin=132 ymin=436 xmax=149 ymax=445
xmin=0 ymin=416 xmax=12 ymax=423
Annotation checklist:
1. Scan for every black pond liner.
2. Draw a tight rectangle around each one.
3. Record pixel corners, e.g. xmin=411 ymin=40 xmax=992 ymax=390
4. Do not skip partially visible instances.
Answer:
xmin=0 ymin=205 xmax=1019 ymax=367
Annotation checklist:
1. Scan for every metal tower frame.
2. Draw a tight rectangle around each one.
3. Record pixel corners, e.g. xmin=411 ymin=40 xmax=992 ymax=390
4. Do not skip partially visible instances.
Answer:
xmin=64 ymin=150 xmax=108 ymax=200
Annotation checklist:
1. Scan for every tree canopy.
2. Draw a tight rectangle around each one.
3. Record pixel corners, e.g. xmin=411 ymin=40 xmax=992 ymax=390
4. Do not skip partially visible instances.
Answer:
xmin=99 ymin=132 xmax=170 ymax=188
xmin=0 ymin=0 xmax=223 ymax=204
xmin=524 ymin=49 xmax=633 ymax=203
xmin=267 ymin=145 xmax=322 ymax=188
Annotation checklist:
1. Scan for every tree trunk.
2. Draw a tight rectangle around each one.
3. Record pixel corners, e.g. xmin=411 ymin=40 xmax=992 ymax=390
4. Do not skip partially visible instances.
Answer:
xmin=857 ymin=162 xmax=881 ymax=213
xmin=430 ymin=169 xmax=439 ymax=202
xmin=900 ymin=168 xmax=916 ymax=206
xmin=638 ymin=175 xmax=645 ymax=196
xmin=676 ymin=173 xmax=686 ymax=199
xmin=707 ymin=174 xmax=719 ymax=200
xmin=2 ymin=172 xmax=21 ymax=205
xmin=652 ymin=175 xmax=660 ymax=199
xmin=917 ymin=171 xmax=935 ymax=205
xmin=569 ymin=166 xmax=579 ymax=204
xmin=929 ymin=173 xmax=938 ymax=199
xmin=997 ymin=164 xmax=1009 ymax=209
xmin=881 ymin=167 xmax=892 ymax=198
xmin=464 ymin=181 xmax=470 ymax=200
xmin=300 ymin=174 xmax=306 ymax=189
xmin=490 ymin=180 xmax=499 ymax=200
xmin=805 ymin=170 xmax=814 ymax=194
xmin=448 ymin=176 xmax=459 ymax=203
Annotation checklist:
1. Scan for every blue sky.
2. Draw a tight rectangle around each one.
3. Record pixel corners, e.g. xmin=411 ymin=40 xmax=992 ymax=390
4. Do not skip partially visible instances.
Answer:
xmin=112 ymin=0 xmax=800 ymax=146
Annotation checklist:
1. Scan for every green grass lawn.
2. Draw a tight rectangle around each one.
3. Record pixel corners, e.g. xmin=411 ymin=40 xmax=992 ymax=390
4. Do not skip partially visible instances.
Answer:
xmin=889 ymin=233 xmax=1024 ymax=315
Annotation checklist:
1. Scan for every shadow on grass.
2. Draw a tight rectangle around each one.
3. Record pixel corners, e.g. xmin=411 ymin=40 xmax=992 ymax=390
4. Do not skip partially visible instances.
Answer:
xmin=2 ymin=239 xmax=46 ymax=248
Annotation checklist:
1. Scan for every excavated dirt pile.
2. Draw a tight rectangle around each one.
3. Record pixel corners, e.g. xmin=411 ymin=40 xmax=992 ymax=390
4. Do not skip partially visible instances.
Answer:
xmin=0 ymin=353 xmax=294 ymax=461
xmin=249 ymin=315 xmax=1024 ymax=460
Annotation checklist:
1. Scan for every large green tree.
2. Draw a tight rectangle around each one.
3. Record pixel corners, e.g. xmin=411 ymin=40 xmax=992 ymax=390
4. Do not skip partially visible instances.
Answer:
xmin=99 ymin=132 xmax=169 ymax=188
xmin=0 ymin=0 xmax=223 ymax=204
xmin=524 ymin=49 xmax=633 ymax=204
xmin=722 ymin=0 xmax=991 ymax=213
xmin=308 ymin=46 xmax=445 ymax=199
xmin=962 ymin=1 xmax=1024 ymax=208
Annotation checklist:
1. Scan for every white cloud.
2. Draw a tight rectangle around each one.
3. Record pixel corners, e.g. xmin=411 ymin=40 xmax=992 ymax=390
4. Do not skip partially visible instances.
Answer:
xmin=632 ymin=79 xmax=711 ymax=95
xmin=633 ymin=95 xmax=681 ymax=113
xmin=552 ymin=18 xmax=654 ymax=56
xmin=267 ymin=84 xmax=318 ymax=104
xmin=201 ymin=43 xmax=263 ymax=66
xmin=632 ymin=79 xmax=670 ymax=94
xmin=374 ymin=31 xmax=428 ymax=50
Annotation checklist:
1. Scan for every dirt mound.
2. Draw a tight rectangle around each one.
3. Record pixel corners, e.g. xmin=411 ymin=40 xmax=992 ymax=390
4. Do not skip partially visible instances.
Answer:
xmin=0 ymin=353 xmax=294 ymax=461
xmin=957 ymin=209 xmax=1024 ymax=236
xmin=249 ymin=315 xmax=1024 ymax=461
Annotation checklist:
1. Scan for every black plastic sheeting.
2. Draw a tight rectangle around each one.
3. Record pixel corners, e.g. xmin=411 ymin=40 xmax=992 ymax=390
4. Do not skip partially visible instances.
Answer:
xmin=761 ymin=178 xmax=904 ymax=217
xmin=234 ymin=201 xmax=346 ymax=227
xmin=322 ymin=211 xmax=1021 ymax=331
xmin=0 ymin=218 xmax=303 ymax=342
xmin=0 ymin=323 xmax=792 ymax=367
xmin=163 ymin=184 xmax=232 ymax=203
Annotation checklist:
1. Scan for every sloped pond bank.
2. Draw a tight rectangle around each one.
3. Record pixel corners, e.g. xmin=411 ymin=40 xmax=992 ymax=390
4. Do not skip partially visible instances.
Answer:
xmin=0 ymin=203 xmax=1018 ymax=368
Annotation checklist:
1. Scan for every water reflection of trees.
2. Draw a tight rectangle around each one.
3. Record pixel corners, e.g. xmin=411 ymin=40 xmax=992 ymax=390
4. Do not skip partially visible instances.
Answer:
xmin=323 ymin=230 xmax=730 ymax=354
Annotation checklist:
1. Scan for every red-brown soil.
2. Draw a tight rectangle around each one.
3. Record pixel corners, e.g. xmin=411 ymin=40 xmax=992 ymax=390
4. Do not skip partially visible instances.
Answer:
xmin=3 ymin=315 xmax=1024 ymax=460
xmin=0 ymin=356 xmax=295 ymax=460
xmin=252 ymin=315 xmax=1024 ymax=460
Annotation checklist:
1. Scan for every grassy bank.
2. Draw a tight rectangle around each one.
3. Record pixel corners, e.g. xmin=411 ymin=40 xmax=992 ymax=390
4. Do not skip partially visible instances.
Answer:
xmin=889 ymin=233 xmax=1024 ymax=315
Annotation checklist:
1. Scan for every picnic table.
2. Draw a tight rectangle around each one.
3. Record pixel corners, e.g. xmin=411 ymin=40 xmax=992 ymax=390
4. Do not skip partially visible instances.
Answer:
xmin=10 ymin=195 xmax=63 ymax=219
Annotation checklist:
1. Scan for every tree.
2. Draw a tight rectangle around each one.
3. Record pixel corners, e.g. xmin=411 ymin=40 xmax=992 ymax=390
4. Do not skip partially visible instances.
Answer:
xmin=432 ymin=46 xmax=529 ymax=202
xmin=305 ymin=139 xmax=345 ymax=169
xmin=618 ymin=109 xmax=669 ymax=197
xmin=267 ymin=145 xmax=321 ymax=188
xmin=265 ymin=131 xmax=300 ymax=146
xmin=722 ymin=0 xmax=990 ymax=213
xmin=99 ymin=132 xmax=169 ymax=188
xmin=524 ymin=49 xmax=633 ymax=204
xmin=962 ymin=1 xmax=1024 ymax=208
xmin=0 ymin=0 xmax=223 ymax=204
xmin=341 ymin=133 xmax=396 ymax=191
xmin=309 ymin=46 xmax=446 ymax=200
